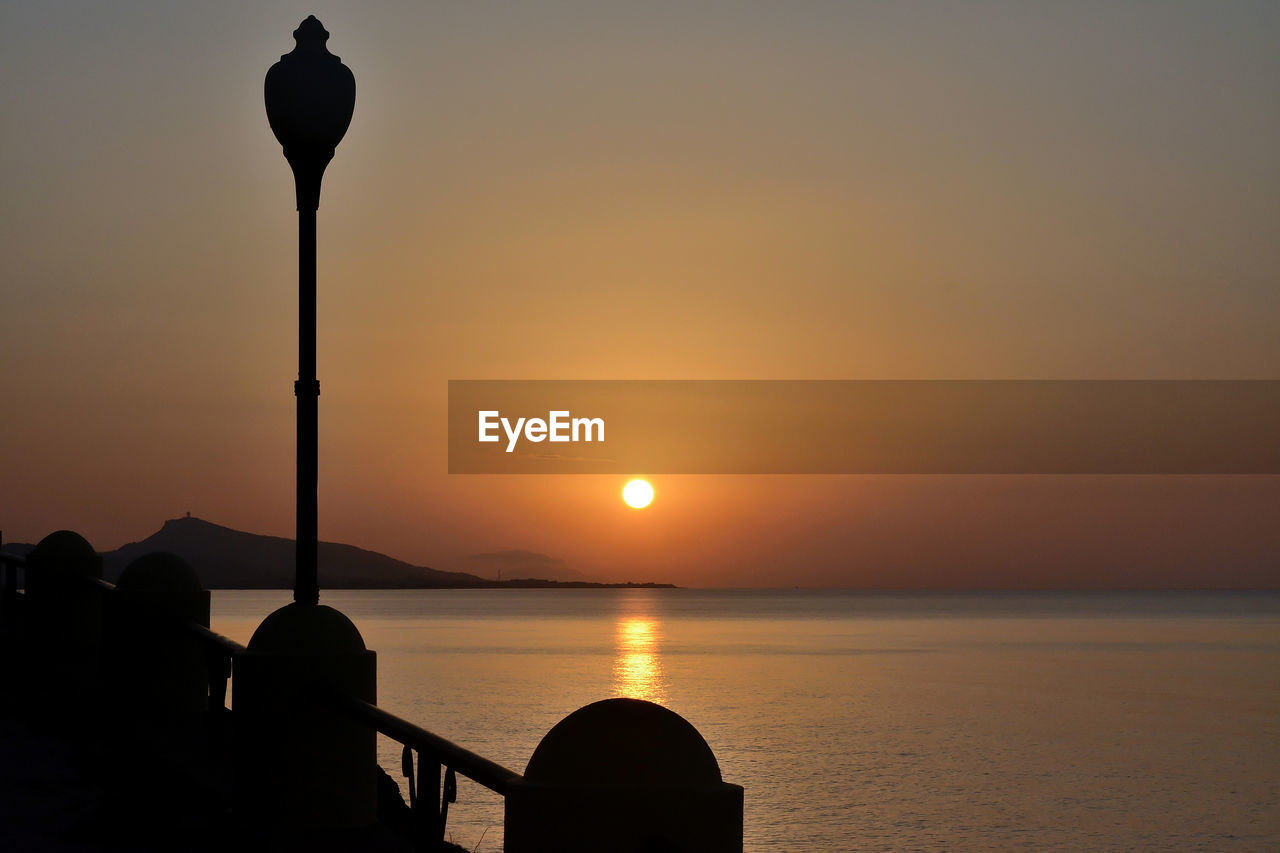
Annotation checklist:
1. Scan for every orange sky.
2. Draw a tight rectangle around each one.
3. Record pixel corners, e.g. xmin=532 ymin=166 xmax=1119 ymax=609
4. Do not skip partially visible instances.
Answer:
xmin=2 ymin=2 xmax=1278 ymax=586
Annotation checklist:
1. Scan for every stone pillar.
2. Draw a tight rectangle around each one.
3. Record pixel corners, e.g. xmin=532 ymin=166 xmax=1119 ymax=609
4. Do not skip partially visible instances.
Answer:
xmin=107 ymin=552 xmax=210 ymax=715
xmin=505 ymin=698 xmax=744 ymax=853
xmin=233 ymin=603 xmax=377 ymax=832
xmin=23 ymin=530 xmax=104 ymax=723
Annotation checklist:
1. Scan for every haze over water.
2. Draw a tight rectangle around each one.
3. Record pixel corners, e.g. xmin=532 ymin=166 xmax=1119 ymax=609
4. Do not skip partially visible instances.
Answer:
xmin=214 ymin=588 xmax=1280 ymax=852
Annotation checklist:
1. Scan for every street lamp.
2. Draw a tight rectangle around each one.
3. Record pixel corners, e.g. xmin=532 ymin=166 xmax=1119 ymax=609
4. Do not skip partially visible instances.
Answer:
xmin=264 ymin=16 xmax=355 ymax=605
xmin=235 ymin=20 xmax=375 ymax=831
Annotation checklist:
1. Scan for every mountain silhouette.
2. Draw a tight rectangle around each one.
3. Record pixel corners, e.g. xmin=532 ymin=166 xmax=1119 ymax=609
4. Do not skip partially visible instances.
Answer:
xmin=100 ymin=516 xmax=487 ymax=589
xmin=0 ymin=517 xmax=674 ymax=589
xmin=53 ymin=516 xmax=675 ymax=589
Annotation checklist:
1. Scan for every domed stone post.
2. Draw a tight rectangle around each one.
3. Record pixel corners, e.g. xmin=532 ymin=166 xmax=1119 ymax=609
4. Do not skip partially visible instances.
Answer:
xmin=100 ymin=553 xmax=213 ymax=827
xmin=505 ymin=698 xmax=745 ymax=853
xmin=22 ymin=531 xmax=104 ymax=724
xmin=234 ymin=603 xmax=377 ymax=829
xmin=107 ymin=552 xmax=210 ymax=716
xmin=232 ymin=17 xmax=377 ymax=833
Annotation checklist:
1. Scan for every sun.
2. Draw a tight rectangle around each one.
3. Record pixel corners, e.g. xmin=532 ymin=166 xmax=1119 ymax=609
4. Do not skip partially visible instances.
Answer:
xmin=622 ymin=479 xmax=654 ymax=509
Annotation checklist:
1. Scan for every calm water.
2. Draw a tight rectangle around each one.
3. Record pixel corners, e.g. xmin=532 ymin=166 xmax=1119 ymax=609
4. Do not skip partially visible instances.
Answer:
xmin=213 ymin=590 xmax=1280 ymax=852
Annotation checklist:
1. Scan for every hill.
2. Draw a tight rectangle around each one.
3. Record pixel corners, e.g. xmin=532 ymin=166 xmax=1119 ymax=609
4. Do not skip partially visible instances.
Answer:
xmin=99 ymin=516 xmax=479 ymax=588
xmin=83 ymin=516 xmax=674 ymax=590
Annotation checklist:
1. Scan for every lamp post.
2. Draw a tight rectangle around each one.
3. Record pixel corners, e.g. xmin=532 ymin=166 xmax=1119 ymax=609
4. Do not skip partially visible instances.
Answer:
xmin=234 ymin=19 xmax=376 ymax=833
xmin=264 ymin=15 xmax=355 ymax=605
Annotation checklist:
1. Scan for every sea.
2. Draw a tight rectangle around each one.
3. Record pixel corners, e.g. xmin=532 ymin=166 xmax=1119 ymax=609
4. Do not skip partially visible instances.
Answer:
xmin=212 ymin=589 xmax=1280 ymax=852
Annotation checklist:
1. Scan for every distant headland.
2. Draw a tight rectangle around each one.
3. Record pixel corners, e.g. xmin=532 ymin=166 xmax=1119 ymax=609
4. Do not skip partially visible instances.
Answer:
xmin=1 ymin=516 xmax=676 ymax=590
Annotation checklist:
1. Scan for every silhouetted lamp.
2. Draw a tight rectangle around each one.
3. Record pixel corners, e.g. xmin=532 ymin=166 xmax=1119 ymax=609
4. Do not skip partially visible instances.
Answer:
xmin=264 ymin=15 xmax=355 ymax=605
xmin=265 ymin=15 xmax=355 ymax=213
xmin=236 ymin=19 xmax=377 ymax=832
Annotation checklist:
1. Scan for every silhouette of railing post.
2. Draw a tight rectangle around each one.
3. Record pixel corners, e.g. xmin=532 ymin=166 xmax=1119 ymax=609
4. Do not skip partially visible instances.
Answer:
xmin=505 ymin=698 xmax=745 ymax=853
xmin=22 ymin=530 xmax=104 ymax=726
xmin=233 ymin=604 xmax=378 ymax=831
xmin=106 ymin=552 xmax=210 ymax=716
xmin=89 ymin=552 xmax=216 ymax=837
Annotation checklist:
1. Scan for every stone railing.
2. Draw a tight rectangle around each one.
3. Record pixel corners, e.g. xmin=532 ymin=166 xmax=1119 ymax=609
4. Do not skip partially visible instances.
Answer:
xmin=0 ymin=529 xmax=743 ymax=852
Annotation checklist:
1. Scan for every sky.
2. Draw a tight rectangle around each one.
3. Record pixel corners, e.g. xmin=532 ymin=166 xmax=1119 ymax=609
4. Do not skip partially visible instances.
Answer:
xmin=2 ymin=1 xmax=1278 ymax=587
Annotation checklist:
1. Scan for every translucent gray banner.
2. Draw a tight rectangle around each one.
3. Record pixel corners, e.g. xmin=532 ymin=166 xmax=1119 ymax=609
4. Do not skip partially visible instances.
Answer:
xmin=447 ymin=380 xmax=1280 ymax=474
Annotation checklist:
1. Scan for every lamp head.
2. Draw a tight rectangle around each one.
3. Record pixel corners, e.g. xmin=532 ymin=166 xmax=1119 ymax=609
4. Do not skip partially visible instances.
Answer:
xmin=264 ymin=16 xmax=356 ymax=211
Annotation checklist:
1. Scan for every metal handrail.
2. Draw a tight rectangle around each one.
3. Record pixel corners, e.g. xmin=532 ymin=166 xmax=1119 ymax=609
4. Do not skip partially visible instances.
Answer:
xmin=187 ymin=620 xmax=248 ymax=656
xmin=79 ymin=574 xmax=249 ymax=656
xmin=314 ymin=683 xmax=523 ymax=796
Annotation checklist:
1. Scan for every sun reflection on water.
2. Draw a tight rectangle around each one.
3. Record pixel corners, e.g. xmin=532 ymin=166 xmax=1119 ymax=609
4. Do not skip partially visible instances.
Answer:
xmin=613 ymin=616 xmax=666 ymax=703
